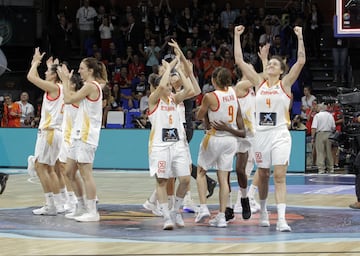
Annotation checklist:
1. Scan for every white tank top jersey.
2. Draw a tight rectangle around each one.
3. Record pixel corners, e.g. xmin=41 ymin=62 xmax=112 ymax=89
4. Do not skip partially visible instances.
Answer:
xmin=208 ymin=86 xmax=239 ymax=136
xmin=255 ymin=80 xmax=291 ymax=131
xmin=73 ymin=81 xmax=103 ymax=146
xmin=62 ymin=104 xmax=79 ymax=146
xmin=238 ymin=87 xmax=256 ymax=137
xmin=148 ymin=96 xmax=185 ymax=150
xmin=38 ymin=83 xmax=64 ymax=130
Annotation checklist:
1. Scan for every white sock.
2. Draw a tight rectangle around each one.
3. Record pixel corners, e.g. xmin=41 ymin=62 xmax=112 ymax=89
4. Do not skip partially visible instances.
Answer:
xmin=67 ymin=191 xmax=77 ymax=203
xmin=53 ymin=193 xmax=63 ymax=206
xmin=260 ymin=199 xmax=267 ymax=212
xmin=77 ymin=196 xmax=86 ymax=209
xmin=87 ymin=199 xmax=98 ymax=214
xmin=159 ymin=203 xmax=170 ymax=218
xmin=277 ymin=203 xmax=286 ymax=221
xmin=45 ymin=192 xmax=54 ymax=206
xmin=60 ymin=187 xmax=68 ymax=201
xmin=174 ymin=196 xmax=184 ymax=211
xmin=240 ymin=187 xmax=247 ymax=198
xmin=168 ymin=195 xmax=175 ymax=210
xmin=247 ymin=184 xmax=258 ymax=199
xmin=200 ymin=204 xmax=208 ymax=211
xmin=149 ymin=189 xmax=157 ymax=203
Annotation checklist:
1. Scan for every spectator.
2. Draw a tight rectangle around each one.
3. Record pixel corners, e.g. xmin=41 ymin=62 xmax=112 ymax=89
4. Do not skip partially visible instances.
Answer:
xmin=94 ymin=5 xmax=107 ymax=44
xmin=306 ymin=99 xmax=318 ymax=166
xmin=76 ymin=0 xmax=97 ymax=56
xmin=330 ymin=102 xmax=343 ymax=169
xmin=102 ymin=83 xmax=123 ymax=128
xmin=139 ymin=88 xmax=151 ymax=113
xmin=220 ymin=2 xmax=237 ymax=37
xmin=301 ymin=85 xmax=316 ymax=120
xmin=219 ymin=49 xmax=235 ymax=81
xmin=332 ymin=36 xmax=349 ymax=83
xmin=131 ymin=71 xmax=148 ymax=108
xmin=305 ymin=3 xmax=322 ymax=58
xmin=176 ymin=7 xmax=197 ymax=43
xmin=203 ymin=51 xmax=220 ymax=81
xmin=124 ymin=14 xmax=144 ymax=52
xmin=16 ymin=91 xmax=35 ymax=128
xmin=144 ymin=38 xmax=161 ymax=75
xmin=148 ymin=5 xmax=162 ymax=36
xmin=269 ymin=34 xmax=288 ymax=58
xmin=122 ymin=45 xmax=135 ymax=67
xmin=311 ymin=103 xmax=336 ymax=174
xmin=128 ymin=54 xmax=145 ymax=79
xmin=50 ymin=14 xmax=72 ymax=61
xmin=134 ymin=108 xmax=151 ymax=128
xmin=1 ymin=93 xmax=21 ymax=128
xmin=99 ymin=16 xmax=114 ymax=58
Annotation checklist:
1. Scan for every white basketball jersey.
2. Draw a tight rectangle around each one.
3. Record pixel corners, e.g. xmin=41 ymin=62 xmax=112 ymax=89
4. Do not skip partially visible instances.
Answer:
xmin=255 ymin=80 xmax=291 ymax=131
xmin=73 ymin=81 xmax=103 ymax=146
xmin=238 ymin=87 xmax=256 ymax=137
xmin=208 ymin=87 xmax=239 ymax=136
xmin=62 ymin=104 xmax=79 ymax=146
xmin=148 ymin=96 xmax=184 ymax=150
xmin=38 ymin=83 xmax=64 ymax=130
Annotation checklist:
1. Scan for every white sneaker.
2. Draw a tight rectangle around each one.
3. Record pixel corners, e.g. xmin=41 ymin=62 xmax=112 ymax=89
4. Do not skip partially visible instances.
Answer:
xmin=32 ymin=205 xmax=57 ymax=216
xmin=259 ymin=211 xmax=270 ymax=227
xmin=195 ymin=207 xmax=210 ymax=223
xmin=27 ymin=155 xmax=37 ymax=177
xmin=143 ymin=199 xmax=163 ymax=216
xmin=56 ymin=204 xmax=66 ymax=214
xmin=64 ymin=202 xmax=76 ymax=213
xmin=209 ymin=213 xmax=227 ymax=228
xmin=65 ymin=205 xmax=87 ymax=219
xmin=276 ymin=220 xmax=292 ymax=232
xmin=183 ymin=194 xmax=199 ymax=213
xmin=75 ymin=212 xmax=100 ymax=222
xmin=174 ymin=212 xmax=185 ymax=227
xmin=233 ymin=202 xmax=242 ymax=213
xmin=249 ymin=198 xmax=260 ymax=213
xmin=163 ymin=216 xmax=174 ymax=230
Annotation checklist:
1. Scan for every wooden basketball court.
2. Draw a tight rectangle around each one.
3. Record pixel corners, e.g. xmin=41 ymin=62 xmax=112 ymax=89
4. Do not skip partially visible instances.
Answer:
xmin=1 ymin=169 xmax=360 ymax=256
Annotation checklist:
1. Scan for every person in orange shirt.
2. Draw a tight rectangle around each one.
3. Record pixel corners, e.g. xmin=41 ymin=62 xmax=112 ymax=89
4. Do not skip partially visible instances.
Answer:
xmin=1 ymin=93 xmax=21 ymax=127
xmin=203 ymin=51 xmax=220 ymax=81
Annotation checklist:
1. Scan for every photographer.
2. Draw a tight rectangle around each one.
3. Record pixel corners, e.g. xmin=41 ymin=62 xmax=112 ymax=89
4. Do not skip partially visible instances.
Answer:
xmin=291 ymin=115 xmax=307 ymax=131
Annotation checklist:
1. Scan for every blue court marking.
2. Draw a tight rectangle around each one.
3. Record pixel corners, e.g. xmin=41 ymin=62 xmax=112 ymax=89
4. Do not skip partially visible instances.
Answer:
xmin=0 ymin=204 xmax=360 ymax=244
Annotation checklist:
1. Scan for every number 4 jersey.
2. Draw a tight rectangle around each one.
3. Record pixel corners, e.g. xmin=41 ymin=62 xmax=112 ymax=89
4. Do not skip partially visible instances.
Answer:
xmin=255 ymin=80 xmax=291 ymax=131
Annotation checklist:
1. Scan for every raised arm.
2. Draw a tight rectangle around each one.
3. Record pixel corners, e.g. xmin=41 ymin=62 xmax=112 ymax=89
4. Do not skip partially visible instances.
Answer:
xmin=148 ymin=59 xmax=173 ymax=109
xmin=172 ymin=66 xmax=193 ymax=104
xmin=282 ymin=26 xmax=306 ymax=89
xmin=234 ymin=25 xmax=263 ymax=88
xmin=27 ymin=48 xmax=59 ymax=94
xmin=258 ymin=43 xmax=270 ymax=78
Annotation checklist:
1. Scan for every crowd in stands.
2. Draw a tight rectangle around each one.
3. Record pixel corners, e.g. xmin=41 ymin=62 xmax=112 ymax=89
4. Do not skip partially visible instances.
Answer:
xmin=42 ymin=0 xmax=323 ymax=128
xmin=0 ymin=1 xmax=339 ymax=132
